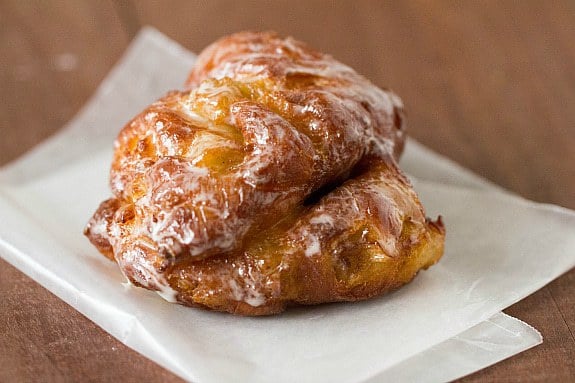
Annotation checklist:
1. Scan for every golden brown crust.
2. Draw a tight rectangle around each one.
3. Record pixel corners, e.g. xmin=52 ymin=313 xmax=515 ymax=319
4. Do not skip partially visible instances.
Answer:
xmin=84 ymin=31 xmax=445 ymax=315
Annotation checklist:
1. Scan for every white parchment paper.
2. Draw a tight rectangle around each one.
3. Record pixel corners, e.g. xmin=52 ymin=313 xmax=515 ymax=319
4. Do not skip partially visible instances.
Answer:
xmin=368 ymin=312 xmax=541 ymax=383
xmin=2 ymin=27 xmax=573 ymax=383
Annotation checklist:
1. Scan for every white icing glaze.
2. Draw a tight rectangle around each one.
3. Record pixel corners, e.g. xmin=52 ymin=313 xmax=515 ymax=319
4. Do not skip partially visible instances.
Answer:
xmin=304 ymin=231 xmax=322 ymax=257
xmin=115 ymin=246 xmax=179 ymax=303
xmin=228 ymin=278 xmax=266 ymax=307
xmin=88 ymin=217 xmax=109 ymax=238
xmin=309 ymin=213 xmax=335 ymax=226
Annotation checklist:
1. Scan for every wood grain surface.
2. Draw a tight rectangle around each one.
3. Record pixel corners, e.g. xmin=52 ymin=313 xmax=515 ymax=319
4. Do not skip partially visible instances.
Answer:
xmin=1 ymin=1 xmax=574 ymax=381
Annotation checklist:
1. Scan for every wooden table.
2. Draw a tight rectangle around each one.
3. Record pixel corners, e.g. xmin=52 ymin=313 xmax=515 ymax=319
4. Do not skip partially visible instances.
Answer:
xmin=1 ymin=1 xmax=574 ymax=381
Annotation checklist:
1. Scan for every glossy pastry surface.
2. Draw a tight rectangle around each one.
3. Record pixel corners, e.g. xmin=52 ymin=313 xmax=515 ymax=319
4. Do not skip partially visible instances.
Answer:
xmin=85 ymin=31 xmax=445 ymax=315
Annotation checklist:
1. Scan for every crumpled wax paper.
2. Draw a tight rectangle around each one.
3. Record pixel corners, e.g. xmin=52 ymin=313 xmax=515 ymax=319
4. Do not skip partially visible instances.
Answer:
xmin=2 ymin=27 xmax=574 ymax=383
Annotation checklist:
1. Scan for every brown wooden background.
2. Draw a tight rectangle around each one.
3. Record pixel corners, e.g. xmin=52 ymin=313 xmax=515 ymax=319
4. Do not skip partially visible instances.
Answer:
xmin=1 ymin=1 xmax=574 ymax=381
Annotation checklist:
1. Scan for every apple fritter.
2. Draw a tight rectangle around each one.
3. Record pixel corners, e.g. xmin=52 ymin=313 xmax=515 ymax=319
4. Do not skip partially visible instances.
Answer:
xmin=85 ymin=31 xmax=445 ymax=315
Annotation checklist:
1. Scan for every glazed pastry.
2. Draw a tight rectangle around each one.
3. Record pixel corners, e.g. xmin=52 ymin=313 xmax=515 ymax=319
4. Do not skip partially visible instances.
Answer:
xmin=85 ymin=32 xmax=445 ymax=315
